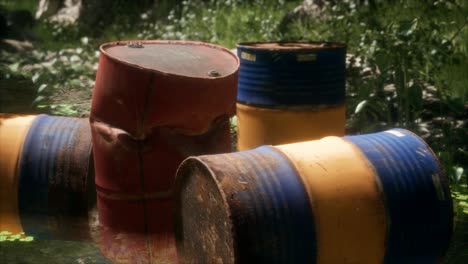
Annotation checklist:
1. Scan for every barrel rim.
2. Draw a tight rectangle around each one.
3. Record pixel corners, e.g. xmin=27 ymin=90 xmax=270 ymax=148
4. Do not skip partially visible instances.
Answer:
xmin=99 ymin=40 xmax=240 ymax=80
xmin=237 ymin=41 xmax=347 ymax=51
xmin=236 ymin=101 xmax=346 ymax=110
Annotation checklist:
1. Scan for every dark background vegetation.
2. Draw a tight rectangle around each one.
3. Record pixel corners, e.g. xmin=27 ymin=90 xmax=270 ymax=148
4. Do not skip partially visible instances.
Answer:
xmin=0 ymin=0 xmax=467 ymax=262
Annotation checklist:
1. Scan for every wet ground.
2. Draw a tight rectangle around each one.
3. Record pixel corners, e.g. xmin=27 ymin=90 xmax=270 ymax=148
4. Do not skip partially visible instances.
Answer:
xmin=0 ymin=240 xmax=111 ymax=264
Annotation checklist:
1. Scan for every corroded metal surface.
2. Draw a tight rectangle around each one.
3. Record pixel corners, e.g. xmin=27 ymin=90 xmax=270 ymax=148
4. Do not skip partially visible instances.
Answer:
xmin=0 ymin=114 xmax=96 ymax=241
xmin=17 ymin=115 xmax=95 ymax=241
xmin=175 ymin=129 xmax=453 ymax=264
xmin=92 ymin=40 xmax=239 ymax=137
xmin=236 ymin=41 xmax=346 ymax=107
xmin=105 ymin=41 xmax=238 ymax=78
xmin=175 ymin=147 xmax=316 ymax=264
xmin=345 ymin=129 xmax=453 ymax=263
xmin=235 ymin=41 xmax=346 ymax=150
xmin=91 ymin=40 xmax=239 ymax=263
xmin=278 ymin=136 xmax=387 ymax=263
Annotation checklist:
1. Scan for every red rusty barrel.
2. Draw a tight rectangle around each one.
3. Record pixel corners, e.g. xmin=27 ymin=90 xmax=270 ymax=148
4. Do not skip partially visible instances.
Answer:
xmin=90 ymin=40 xmax=239 ymax=263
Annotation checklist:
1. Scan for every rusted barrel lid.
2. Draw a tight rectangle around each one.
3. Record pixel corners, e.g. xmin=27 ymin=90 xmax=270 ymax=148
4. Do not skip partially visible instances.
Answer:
xmin=102 ymin=41 xmax=238 ymax=78
xmin=92 ymin=40 xmax=239 ymax=136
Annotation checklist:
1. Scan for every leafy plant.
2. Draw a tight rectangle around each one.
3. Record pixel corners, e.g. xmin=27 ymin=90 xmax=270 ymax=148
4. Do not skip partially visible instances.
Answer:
xmin=0 ymin=231 xmax=34 ymax=242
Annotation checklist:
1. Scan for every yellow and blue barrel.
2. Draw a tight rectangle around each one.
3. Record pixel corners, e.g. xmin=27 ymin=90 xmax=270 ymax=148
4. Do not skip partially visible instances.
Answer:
xmin=0 ymin=114 xmax=95 ymax=241
xmin=236 ymin=41 xmax=347 ymax=150
xmin=174 ymin=129 xmax=453 ymax=263
xmin=0 ymin=114 xmax=36 ymax=235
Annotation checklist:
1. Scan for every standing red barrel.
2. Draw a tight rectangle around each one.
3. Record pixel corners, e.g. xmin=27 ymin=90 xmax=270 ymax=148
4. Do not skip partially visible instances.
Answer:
xmin=90 ymin=40 xmax=239 ymax=263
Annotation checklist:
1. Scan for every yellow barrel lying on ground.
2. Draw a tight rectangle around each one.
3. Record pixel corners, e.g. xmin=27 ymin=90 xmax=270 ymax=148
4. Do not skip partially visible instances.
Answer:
xmin=175 ymin=129 xmax=453 ymax=264
xmin=0 ymin=114 xmax=95 ymax=241
xmin=0 ymin=114 xmax=36 ymax=234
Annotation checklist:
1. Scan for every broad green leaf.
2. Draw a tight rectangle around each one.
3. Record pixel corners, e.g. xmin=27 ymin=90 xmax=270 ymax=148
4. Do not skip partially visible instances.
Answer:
xmin=36 ymin=104 xmax=48 ymax=109
xmin=23 ymin=236 xmax=34 ymax=242
xmin=69 ymin=78 xmax=82 ymax=87
xmin=455 ymin=167 xmax=464 ymax=181
xmin=32 ymin=96 xmax=46 ymax=105
xmin=355 ymin=100 xmax=367 ymax=114
xmin=37 ymin=84 xmax=48 ymax=93
xmin=31 ymin=72 xmax=40 ymax=83
xmin=8 ymin=62 xmax=20 ymax=72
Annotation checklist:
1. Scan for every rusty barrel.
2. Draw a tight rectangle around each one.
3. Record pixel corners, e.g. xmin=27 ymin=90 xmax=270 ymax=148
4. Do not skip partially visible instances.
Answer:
xmin=236 ymin=41 xmax=346 ymax=150
xmin=0 ymin=114 xmax=95 ymax=241
xmin=90 ymin=40 xmax=239 ymax=263
xmin=175 ymin=129 xmax=453 ymax=264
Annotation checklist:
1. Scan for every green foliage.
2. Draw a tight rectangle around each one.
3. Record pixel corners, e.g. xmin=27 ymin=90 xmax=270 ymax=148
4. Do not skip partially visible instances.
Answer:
xmin=135 ymin=0 xmax=295 ymax=48
xmin=279 ymin=0 xmax=467 ymax=182
xmin=0 ymin=231 xmax=34 ymax=242
xmin=444 ymin=184 xmax=468 ymax=264
xmin=0 ymin=0 xmax=36 ymax=13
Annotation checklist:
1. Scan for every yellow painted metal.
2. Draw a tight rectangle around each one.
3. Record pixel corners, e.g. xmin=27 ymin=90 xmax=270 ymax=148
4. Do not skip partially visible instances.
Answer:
xmin=277 ymin=136 xmax=387 ymax=264
xmin=236 ymin=103 xmax=345 ymax=151
xmin=0 ymin=114 xmax=36 ymax=234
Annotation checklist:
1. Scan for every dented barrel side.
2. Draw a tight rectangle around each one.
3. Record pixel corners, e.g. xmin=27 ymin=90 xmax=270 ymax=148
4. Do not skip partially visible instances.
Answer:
xmin=91 ymin=40 xmax=239 ymax=263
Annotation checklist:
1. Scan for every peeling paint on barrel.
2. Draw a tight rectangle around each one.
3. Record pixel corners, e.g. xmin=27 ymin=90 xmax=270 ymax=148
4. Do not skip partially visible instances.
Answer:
xmin=236 ymin=41 xmax=347 ymax=150
xmin=91 ymin=40 xmax=239 ymax=263
xmin=175 ymin=129 xmax=453 ymax=264
xmin=0 ymin=114 xmax=95 ymax=241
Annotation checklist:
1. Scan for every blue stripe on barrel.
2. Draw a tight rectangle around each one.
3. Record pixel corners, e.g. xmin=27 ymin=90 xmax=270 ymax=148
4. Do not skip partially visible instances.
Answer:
xmin=345 ymin=129 xmax=453 ymax=264
xmin=227 ymin=146 xmax=316 ymax=263
xmin=17 ymin=115 xmax=93 ymax=239
xmin=177 ymin=145 xmax=317 ymax=263
xmin=236 ymin=42 xmax=346 ymax=106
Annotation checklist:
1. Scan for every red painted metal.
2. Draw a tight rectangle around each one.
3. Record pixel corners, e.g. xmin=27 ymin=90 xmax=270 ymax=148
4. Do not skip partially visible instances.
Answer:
xmin=91 ymin=40 xmax=239 ymax=137
xmin=90 ymin=40 xmax=239 ymax=263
